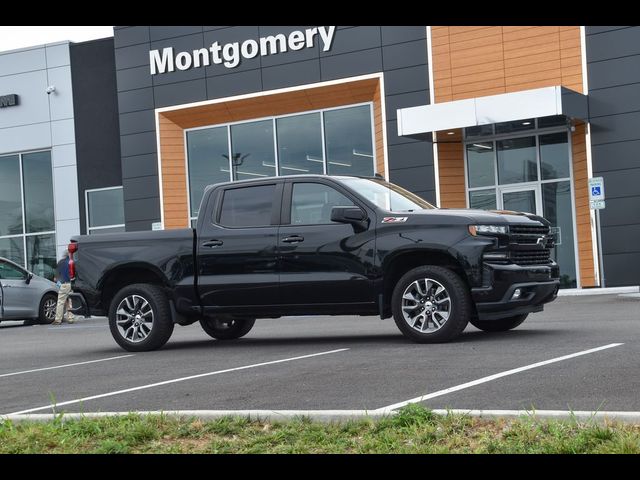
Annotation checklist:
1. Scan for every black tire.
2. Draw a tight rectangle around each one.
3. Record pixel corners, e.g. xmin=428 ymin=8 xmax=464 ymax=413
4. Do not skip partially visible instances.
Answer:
xmin=108 ymin=283 xmax=174 ymax=352
xmin=38 ymin=293 xmax=58 ymax=324
xmin=470 ymin=314 xmax=528 ymax=332
xmin=200 ymin=317 xmax=256 ymax=340
xmin=392 ymin=266 xmax=471 ymax=343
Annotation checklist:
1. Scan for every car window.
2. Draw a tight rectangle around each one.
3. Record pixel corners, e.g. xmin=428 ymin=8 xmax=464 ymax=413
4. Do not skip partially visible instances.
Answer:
xmin=0 ymin=260 xmax=26 ymax=280
xmin=218 ymin=184 xmax=276 ymax=228
xmin=291 ymin=183 xmax=355 ymax=225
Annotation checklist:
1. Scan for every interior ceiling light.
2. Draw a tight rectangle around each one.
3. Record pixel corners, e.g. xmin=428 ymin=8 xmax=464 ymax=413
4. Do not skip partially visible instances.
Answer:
xmin=447 ymin=131 xmax=455 ymax=135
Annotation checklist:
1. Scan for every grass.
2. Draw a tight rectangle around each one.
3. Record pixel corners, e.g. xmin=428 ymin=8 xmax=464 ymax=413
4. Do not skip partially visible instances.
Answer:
xmin=1 ymin=404 xmax=639 ymax=454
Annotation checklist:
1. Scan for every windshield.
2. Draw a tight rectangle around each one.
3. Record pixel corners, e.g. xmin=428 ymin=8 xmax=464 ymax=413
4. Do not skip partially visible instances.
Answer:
xmin=339 ymin=178 xmax=436 ymax=212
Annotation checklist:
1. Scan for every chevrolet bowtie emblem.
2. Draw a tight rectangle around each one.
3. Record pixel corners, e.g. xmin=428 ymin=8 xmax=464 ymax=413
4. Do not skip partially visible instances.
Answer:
xmin=536 ymin=236 xmax=547 ymax=246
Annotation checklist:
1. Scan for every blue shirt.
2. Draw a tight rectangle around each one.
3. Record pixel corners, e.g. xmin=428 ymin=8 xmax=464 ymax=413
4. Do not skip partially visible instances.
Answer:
xmin=56 ymin=258 xmax=71 ymax=283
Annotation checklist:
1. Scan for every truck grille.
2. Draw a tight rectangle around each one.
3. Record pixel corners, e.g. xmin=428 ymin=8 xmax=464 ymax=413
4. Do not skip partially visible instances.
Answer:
xmin=509 ymin=224 xmax=553 ymax=266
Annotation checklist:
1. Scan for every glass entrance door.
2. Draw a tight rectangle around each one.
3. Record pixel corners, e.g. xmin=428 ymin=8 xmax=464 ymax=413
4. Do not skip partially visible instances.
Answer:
xmin=499 ymin=185 xmax=542 ymax=215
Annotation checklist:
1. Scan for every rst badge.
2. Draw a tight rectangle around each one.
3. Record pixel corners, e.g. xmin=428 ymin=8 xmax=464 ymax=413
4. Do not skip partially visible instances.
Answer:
xmin=382 ymin=217 xmax=408 ymax=224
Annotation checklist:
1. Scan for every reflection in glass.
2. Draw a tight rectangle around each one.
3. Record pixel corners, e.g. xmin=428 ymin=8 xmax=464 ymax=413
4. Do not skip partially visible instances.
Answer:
xmin=230 ymin=120 xmax=276 ymax=181
xmin=187 ymin=127 xmax=230 ymax=217
xmin=495 ymin=118 xmax=535 ymax=134
xmin=543 ymin=181 xmax=577 ymax=288
xmin=88 ymin=188 xmax=124 ymax=228
xmin=538 ymin=115 xmax=567 ymax=129
xmin=502 ymin=190 xmax=536 ymax=214
xmin=540 ymin=132 xmax=570 ymax=180
xmin=90 ymin=226 xmax=126 ymax=235
xmin=0 ymin=155 xmax=23 ymax=236
xmin=464 ymin=124 xmax=494 ymax=138
xmin=219 ymin=185 xmax=275 ymax=227
xmin=324 ymin=105 xmax=374 ymax=176
xmin=26 ymin=234 xmax=56 ymax=280
xmin=469 ymin=189 xmax=496 ymax=210
xmin=277 ymin=113 xmax=324 ymax=175
xmin=291 ymin=183 xmax=354 ymax=225
xmin=0 ymin=237 xmax=24 ymax=266
xmin=497 ymin=137 xmax=537 ymax=185
xmin=466 ymin=142 xmax=495 ymax=188
xmin=22 ymin=151 xmax=54 ymax=234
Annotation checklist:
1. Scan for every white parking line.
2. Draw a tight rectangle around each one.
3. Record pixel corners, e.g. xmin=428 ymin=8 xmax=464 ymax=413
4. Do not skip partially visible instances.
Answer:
xmin=0 ymin=355 xmax=134 ymax=379
xmin=8 ymin=348 xmax=349 ymax=415
xmin=374 ymin=343 xmax=624 ymax=413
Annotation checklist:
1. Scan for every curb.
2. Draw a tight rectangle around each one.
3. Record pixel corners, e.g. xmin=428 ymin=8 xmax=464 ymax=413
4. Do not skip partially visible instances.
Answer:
xmin=3 ymin=409 xmax=640 ymax=424
xmin=557 ymin=286 xmax=639 ymax=297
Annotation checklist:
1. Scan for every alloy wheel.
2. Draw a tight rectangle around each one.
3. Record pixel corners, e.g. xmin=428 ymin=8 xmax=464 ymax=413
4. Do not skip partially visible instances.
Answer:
xmin=115 ymin=295 xmax=154 ymax=343
xmin=401 ymin=278 xmax=452 ymax=333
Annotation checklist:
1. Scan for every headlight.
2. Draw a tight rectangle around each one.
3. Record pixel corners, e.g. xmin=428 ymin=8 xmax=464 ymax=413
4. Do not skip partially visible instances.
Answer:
xmin=469 ymin=225 xmax=508 ymax=236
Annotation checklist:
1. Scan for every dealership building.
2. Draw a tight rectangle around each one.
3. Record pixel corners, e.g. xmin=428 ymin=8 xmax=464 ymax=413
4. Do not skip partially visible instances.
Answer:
xmin=1 ymin=26 xmax=639 ymax=289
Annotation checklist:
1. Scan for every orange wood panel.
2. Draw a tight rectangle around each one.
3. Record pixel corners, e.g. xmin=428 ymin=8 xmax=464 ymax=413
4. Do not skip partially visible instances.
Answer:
xmin=436 ymin=140 xmax=466 ymax=209
xmin=571 ymin=124 xmax=596 ymax=287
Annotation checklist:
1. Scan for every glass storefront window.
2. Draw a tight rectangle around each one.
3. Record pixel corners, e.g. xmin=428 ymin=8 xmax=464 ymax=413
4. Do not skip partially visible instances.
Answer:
xmin=185 ymin=103 xmax=375 ymax=222
xmin=469 ymin=189 xmax=496 ymax=210
xmin=0 ymin=155 xmax=23 ymax=237
xmin=540 ymin=132 xmax=570 ymax=180
xmin=86 ymin=187 xmax=125 ymax=234
xmin=497 ymin=137 xmax=538 ymax=185
xmin=22 ymin=151 xmax=55 ymax=234
xmin=0 ymin=237 xmax=24 ymax=266
xmin=543 ymin=181 xmax=577 ymax=288
xmin=0 ymin=151 xmax=56 ymax=279
xmin=187 ymin=127 xmax=230 ymax=218
xmin=230 ymin=120 xmax=276 ymax=181
xmin=538 ymin=115 xmax=568 ymax=129
xmin=324 ymin=105 xmax=374 ymax=176
xmin=464 ymin=124 xmax=494 ymax=138
xmin=277 ymin=113 xmax=324 ymax=176
xmin=495 ymin=118 xmax=535 ymax=135
xmin=466 ymin=142 xmax=495 ymax=188
xmin=26 ymin=233 xmax=56 ymax=280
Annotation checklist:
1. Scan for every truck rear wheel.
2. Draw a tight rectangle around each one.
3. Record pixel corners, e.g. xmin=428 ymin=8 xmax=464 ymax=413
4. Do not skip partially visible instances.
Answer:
xmin=108 ymin=283 xmax=174 ymax=352
xmin=470 ymin=314 xmax=528 ymax=332
xmin=200 ymin=317 xmax=255 ymax=340
xmin=391 ymin=266 xmax=471 ymax=343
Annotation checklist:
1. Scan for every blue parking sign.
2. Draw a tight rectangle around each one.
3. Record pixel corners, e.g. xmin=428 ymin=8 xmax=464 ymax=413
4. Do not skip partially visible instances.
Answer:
xmin=591 ymin=186 xmax=601 ymax=196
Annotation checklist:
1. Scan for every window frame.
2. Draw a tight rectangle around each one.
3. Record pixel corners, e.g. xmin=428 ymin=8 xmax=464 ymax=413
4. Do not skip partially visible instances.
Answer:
xmin=214 ymin=182 xmax=282 ymax=229
xmin=185 ymin=102 xmax=376 ymax=226
xmin=85 ymin=186 xmax=125 ymax=235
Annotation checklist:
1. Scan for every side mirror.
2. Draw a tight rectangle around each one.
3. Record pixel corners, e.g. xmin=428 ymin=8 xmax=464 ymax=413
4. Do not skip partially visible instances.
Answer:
xmin=25 ymin=273 xmax=33 ymax=285
xmin=331 ymin=206 xmax=367 ymax=232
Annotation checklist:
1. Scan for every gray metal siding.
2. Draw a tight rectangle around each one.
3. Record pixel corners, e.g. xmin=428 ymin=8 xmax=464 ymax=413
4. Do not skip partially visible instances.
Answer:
xmin=586 ymin=26 xmax=640 ymax=287
xmin=114 ymin=26 xmax=433 ymax=230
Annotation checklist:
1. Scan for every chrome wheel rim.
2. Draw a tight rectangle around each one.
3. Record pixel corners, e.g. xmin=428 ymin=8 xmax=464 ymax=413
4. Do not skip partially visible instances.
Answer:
xmin=44 ymin=298 xmax=56 ymax=321
xmin=115 ymin=295 xmax=154 ymax=343
xmin=401 ymin=278 xmax=452 ymax=334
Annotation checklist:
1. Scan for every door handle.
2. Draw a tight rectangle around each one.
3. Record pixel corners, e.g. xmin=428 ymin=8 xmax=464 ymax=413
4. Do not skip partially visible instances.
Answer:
xmin=282 ymin=235 xmax=304 ymax=243
xmin=1 ymin=284 xmax=10 ymax=288
xmin=201 ymin=240 xmax=223 ymax=248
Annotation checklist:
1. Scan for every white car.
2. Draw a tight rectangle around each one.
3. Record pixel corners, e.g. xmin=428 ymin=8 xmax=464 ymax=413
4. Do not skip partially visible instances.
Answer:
xmin=0 ymin=257 xmax=59 ymax=324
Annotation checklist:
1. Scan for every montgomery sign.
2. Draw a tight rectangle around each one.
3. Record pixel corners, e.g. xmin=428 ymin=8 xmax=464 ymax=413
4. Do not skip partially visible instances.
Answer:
xmin=149 ymin=26 xmax=337 ymax=75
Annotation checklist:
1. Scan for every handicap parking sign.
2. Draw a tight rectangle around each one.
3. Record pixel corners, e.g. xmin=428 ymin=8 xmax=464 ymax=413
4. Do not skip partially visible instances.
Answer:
xmin=588 ymin=177 xmax=605 ymax=201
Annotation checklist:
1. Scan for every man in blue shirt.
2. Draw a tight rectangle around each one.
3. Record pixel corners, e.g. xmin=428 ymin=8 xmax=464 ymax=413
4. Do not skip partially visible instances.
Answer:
xmin=53 ymin=251 xmax=76 ymax=325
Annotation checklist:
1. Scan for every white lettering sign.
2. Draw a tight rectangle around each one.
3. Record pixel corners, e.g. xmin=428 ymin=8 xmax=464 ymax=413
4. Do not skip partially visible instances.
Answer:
xmin=149 ymin=26 xmax=336 ymax=75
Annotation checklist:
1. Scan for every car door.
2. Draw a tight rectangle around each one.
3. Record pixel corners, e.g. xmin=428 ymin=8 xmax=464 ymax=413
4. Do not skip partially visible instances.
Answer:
xmin=0 ymin=259 xmax=35 ymax=319
xmin=197 ymin=182 xmax=283 ymax=313
xmin=278 ymin=180 xmax=376 ymax=306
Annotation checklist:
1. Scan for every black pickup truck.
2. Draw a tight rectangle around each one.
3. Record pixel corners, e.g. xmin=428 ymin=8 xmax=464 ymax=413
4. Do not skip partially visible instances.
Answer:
xmin=70 ymin=175 xmax=559 ymax=351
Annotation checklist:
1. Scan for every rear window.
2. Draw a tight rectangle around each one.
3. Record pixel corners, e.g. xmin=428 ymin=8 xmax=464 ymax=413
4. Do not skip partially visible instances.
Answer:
xmin=218 ymin=185 xmax=276 ymax=227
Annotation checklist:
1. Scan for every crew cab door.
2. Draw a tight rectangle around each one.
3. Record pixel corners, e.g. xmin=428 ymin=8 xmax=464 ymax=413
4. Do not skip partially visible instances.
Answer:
xmin=278 ymin=180 xmax=376 ymax=306
xmin=197 ymin=182 xmax=282 ymax=310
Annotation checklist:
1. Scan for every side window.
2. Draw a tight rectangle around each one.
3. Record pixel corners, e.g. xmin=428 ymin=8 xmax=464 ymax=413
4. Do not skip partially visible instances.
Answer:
xmin=0 ymin=261 xmax=26 ymax=280
xmin=291 ymin=183 xmax=355 ymax=225
xmin=218 ymin=184 xmax=276 ymax=228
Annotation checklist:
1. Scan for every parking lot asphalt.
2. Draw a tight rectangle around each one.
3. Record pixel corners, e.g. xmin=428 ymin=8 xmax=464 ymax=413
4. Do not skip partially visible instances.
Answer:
xmin=1 ymin=294 xmax=639 ymax=416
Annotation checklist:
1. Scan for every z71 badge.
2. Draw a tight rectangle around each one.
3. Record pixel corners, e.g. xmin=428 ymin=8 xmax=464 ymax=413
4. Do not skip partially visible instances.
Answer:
xmin=382 ymin=216 xmax=408 ymax=223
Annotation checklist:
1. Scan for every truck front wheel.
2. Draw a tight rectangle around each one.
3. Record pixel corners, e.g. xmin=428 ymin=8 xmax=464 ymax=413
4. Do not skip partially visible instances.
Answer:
xmin=200 ymin=317 xmax=256 ymax=340
xmin=108 ymin=283 xmax=174 ymax=352
xmin=470 ymin=314 xmax=528 ymax=332
xmin=391 ymin=266 xmax=471 ymax=343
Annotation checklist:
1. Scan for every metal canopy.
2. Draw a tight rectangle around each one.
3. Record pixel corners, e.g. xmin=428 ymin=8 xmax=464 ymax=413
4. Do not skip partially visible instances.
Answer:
xmin=397 ymin=86 xmax=588 ymax=139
